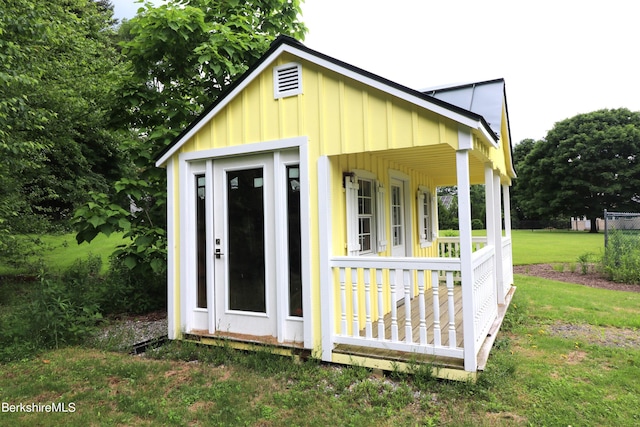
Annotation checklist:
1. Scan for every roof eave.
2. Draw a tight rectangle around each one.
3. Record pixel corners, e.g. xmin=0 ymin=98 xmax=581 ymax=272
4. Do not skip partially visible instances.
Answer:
xmin=155 ymin=36 xmax=500 ymax=166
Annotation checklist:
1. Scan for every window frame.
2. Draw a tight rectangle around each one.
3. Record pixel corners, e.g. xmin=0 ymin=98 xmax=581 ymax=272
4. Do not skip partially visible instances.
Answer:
xmin=417 ymin=186 xmax=435 ymax=248
xmin=345 ymin=170 xmax=387 ymax=256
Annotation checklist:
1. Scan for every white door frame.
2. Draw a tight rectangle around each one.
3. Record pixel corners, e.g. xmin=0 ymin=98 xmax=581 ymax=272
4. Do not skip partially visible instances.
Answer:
xmin=389 ymin=170 xmax=413 ymax=302
xmin=177 ymin=137 xmax=309 ymax=346
xmin=389 ymin=170 xmax=412 ymax=257
xmin=213 ymin=153 xmax=276 ymax=336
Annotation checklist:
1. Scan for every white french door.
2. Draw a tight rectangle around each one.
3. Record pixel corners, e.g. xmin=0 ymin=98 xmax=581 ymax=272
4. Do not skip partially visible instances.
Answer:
xmin=390 ymin=177 xmax=413 ymax=303
xmin=187 ymin=150 xmax=303 ymax=342
xmin=212 ymin=154 xmax=277 ymax=336
xmin=390 ymin=178 xmax=408 ymax=258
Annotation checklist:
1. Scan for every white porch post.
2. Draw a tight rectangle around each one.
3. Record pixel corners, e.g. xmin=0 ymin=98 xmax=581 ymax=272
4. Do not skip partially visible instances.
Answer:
xmin=484 ymin=164 xmax=496 ymax=248
xmin=457 ymin=146 xmax=477 ymax=372
xmin=502 ymin=183 xmax=512 ymax=238
xmin=493 ymin=172 xmax=504 ymax=304
xmin=318 ymin=156 xmax=334 ymax=362
xmin=502 ymin=183 xmax=514 ymax=289
xmin=166 ymin=159 xmax=176 ymax=339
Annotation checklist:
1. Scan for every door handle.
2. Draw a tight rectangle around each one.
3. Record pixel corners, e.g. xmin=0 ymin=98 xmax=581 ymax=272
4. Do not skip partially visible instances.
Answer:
xmin=215 ymin=248 xmax=224 ymax=259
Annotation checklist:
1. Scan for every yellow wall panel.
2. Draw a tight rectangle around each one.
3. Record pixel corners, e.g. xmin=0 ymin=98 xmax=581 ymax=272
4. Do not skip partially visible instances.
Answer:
xmin=390 ymin=102 xmax=413 ymax=149
xmin=243 ymin=77 xmax=263 ymax=143
xmin=318 ymin=73 xmax=342 ymax=155
xmin=366 ymin=95 xmax=389 ymax=152
xmin=343 ymin=84 xmax=365 ymax=153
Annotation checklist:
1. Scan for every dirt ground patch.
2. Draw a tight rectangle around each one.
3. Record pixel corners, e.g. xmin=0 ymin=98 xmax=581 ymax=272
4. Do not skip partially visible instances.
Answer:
xmin=514 ymin=263 xmax=640 ymax=293
xmin=547 ymin=322 xmax=640 ymax=349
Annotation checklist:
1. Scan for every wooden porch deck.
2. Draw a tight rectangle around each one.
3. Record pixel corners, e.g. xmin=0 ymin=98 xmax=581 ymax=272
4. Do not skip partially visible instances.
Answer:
xmin=334 ymin=284 xmax=465 ymax=369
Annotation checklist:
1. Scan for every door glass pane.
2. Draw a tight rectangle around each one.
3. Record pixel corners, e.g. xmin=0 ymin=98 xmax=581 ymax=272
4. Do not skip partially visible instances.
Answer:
xmin=287 ymin=165 xmax=302 ymax=317
xmin=227 ymin=167 xmax=265 ymax=312
xmin=196 ymin=175 xmax=207 ymax=308
xmin=391 ymin=185 xmax=403 ymax=246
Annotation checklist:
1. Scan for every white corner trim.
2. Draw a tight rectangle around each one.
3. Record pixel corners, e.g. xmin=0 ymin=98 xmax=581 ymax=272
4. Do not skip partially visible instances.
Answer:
xmin=318 ymin=155 xmax=334 ymax=361
xmin=166 ymin=159 xmax=176 ymax=339
xmin=457 ymin=128 xmax=473 ymax=151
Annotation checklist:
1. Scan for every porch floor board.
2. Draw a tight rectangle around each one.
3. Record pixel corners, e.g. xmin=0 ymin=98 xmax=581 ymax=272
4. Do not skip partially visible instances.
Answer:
xmin=334 ymin=284 xmax=464 ymax=365
xmin=376 ymin=284 xmax=463 ymax=346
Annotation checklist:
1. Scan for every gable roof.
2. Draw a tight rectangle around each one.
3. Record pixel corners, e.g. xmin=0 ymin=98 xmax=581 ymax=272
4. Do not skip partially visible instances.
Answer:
xmin=423 ymin=78 xmax=511 ymax=142
xmin=424 ymin=78 xmax=517 ymax=179
xmin=155 ymin=36 xmax=501 ymax=167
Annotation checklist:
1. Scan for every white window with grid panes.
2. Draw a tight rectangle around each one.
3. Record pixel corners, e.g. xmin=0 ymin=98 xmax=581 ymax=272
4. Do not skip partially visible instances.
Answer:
xmin=345 ymin=171 xmax=387 ymax=256
xmin=417 ymin=186 xmax=434 ymax=247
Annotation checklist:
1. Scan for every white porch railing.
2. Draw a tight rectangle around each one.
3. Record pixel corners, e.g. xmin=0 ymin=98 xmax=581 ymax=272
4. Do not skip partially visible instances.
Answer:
xmin=328 ymin=256 xmax=465 ymax=359
xmin=501 ymin=236 xmax=514 ymax=295
xmin=470 ymin=245 xmax=498 ymax=350
xmin=438 ymin=236 xmax=488 ymax=258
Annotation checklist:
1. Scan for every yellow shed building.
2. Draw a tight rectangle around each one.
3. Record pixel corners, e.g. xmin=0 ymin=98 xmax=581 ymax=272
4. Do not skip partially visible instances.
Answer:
xmin=155 ymin=36 xmax=517 ymax=380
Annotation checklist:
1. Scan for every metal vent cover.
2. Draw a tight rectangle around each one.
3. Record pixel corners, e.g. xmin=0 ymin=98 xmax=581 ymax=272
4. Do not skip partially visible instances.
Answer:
xmin=274 ymin=63 xmax=302 ymax=99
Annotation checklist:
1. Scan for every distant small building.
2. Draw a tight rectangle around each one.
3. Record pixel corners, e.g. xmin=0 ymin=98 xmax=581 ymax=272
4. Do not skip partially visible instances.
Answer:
xmin=571 ymin=216 xmax=604 ymax=231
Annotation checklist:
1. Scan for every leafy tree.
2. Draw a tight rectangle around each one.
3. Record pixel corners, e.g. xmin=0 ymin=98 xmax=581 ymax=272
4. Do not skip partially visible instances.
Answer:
xmin=436 ymin=186 xmax=485 ymax=230
xmin=510 ymin=138 xmax=539 ymax=222
xmin=437 ymin=189 xmax=458 ymax=230
xmin=1 ymin=0 xmax=52 ymax=248
xmin=0 ymin=0 xmax=125 ymax=231
xmin=514 ymin=109 xmax=640 ymax=232
xmin=74 ymin=0 xmax=307 ymax=278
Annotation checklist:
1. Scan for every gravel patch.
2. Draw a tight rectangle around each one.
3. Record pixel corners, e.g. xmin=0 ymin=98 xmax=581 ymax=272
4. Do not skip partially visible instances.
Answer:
xmin=91 ymin=311 xmax=167 ymax=352
xmin=547 ymin=322 xmax=640 ymax=349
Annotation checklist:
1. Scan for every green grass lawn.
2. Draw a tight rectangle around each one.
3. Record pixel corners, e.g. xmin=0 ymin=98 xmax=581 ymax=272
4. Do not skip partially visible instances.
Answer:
xmin=511 ymin=229 xmax=603 ymax=264
xmin=0 ymin=232 xmax=126 ymax=275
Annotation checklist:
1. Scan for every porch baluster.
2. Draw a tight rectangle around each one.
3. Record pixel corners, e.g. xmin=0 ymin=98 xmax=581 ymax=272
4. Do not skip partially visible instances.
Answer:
xmin=339 ymin=268 xmax=347 ymax=335
xmin=403 ymin=269 xmax=413 ymax=343
xmin=446 ymin=271 xmax=457 ymax=347
xmin=351 ymin=268 xmax=359 ymax=337
xmin=364 ymin=268 xmax=372 ymax=339
xmin=390 ymin=269 xmax=399 ymax=341
xmin=376 ymin=269 xmax=385 ymax=340
xmin=431 ymin=270 xmax=441 ymax=346
xmin=417 ymin=270 xmax=427 ymax=344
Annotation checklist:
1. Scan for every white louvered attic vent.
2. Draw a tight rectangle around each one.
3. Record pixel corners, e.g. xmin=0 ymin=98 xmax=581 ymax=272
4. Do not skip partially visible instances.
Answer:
xmin=273 ymin=63 xmax=302 ymax=99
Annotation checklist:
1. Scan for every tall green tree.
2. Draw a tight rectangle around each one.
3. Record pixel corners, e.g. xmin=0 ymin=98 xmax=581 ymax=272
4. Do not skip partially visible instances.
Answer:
xmin=510 ymin=138 xmax=539 ymax=222
xmin=74 ymin=0 xmax=307 ymax=277
xmin=0 ymin=0 xmax=125 ymax=229
xmin=1 ymin=0 xmax=126 ymax=268
xmin=514 ymin=109 xmax=640 ymax=232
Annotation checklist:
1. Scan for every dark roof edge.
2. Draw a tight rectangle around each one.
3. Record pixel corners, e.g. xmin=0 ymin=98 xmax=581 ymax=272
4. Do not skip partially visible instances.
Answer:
xmin=155 ymin=35 xmax=498 ymax=163
xmin=422 ymin=78 xmax=506 ymax=95
xmin=501 ymin=81 xmax=517 ymax=177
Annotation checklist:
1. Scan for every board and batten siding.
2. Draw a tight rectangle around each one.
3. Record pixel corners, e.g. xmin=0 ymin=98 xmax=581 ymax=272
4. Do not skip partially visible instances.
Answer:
xmin=168 ymin=51 xmax=510 ymax=347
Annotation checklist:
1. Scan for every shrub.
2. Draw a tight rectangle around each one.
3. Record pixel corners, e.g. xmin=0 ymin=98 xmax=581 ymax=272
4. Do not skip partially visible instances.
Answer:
xmin=471 ymin=219 xmax=484 ymax=230
xmin=602 ymin=230 xmax=640 ymax=284
xmin=30 ymin=276 xmax=103 ymax=349
xmin=100 ymin=257 xmax=166 ymax=314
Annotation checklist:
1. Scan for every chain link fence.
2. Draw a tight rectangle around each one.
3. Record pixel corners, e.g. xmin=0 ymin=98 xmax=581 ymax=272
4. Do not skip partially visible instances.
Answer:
xmin=604 ymin=210 xmax=640 ymax=246
xmin=603 ymin=210 xmax=640 ymax=283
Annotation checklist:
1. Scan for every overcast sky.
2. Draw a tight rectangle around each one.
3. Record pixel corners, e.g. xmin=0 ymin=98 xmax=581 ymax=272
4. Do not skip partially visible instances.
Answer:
xmin=111 ymin=0 xmax=640 ymax=144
